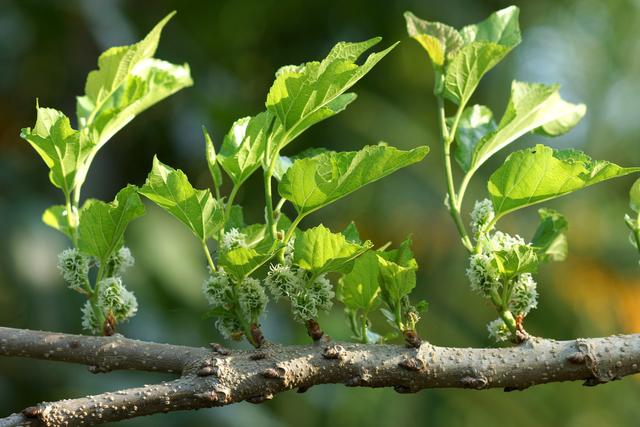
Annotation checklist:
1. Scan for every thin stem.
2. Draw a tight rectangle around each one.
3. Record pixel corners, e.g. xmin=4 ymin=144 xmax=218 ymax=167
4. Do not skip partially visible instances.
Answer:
xmin=263 ymin=164 xmax=277 ymax=240
xmin=64 ymin=195 xmax=78 ymax=246
xmin=456 ymin=171 xmax=473 ymax=212
xmin=437 ymin=95 xmax=473 ymax=253
xmin=360 ymin=315 xmax=369 ymax=344
xmin=224 ymin=183 xmax=241 ymax=224
xmin=284 ymin=214 xmax=304 ymax=244
xmin=202 ymin=241 xmax=217 ymax=272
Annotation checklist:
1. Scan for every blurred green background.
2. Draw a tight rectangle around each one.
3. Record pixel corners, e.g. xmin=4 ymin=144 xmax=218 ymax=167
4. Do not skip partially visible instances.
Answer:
xmin=1 ymin=0 xmax=640 ymax=425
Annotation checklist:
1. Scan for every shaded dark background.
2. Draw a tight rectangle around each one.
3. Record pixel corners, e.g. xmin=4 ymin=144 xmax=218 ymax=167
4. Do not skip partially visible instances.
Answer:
xmin=1 ymin=0 xmax=640 ymax=425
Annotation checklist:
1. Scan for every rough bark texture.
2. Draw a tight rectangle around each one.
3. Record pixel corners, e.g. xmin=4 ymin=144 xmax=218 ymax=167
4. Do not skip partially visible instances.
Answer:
xmin=1 ymin=326 xmax=639 ymax=426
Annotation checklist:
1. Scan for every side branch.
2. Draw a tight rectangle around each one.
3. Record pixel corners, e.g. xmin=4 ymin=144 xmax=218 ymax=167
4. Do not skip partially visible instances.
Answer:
xmin=1 ymin=327 xmax=640 ymax=426
xmin=0 ymin=327 xmax=208 ymax=374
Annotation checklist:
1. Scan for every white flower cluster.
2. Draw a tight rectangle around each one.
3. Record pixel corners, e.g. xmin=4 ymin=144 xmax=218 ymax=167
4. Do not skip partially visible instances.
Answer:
xmin=237 ymin=277 xmax=268 ymax=320
xmin=266 ymin=263 xmax=334 ymax=323
xmin=466 ymin=216 xmax=540 ymax=342
xmin=220 ymin=228 xmax=248 ymax=250
xmin=81 ymin=301 xmax=100 ymax=333
xmin=97 ymin=277 xmax=138 ymax=322
xmin=202 ymin=268 xmax=268 ymax=338
xmin=107 ymin=246 xmax=135 ymax=276
xmin=470 ymin=199 xmax=495 ymax=235
xmin=202 ymin=268 xmax=231 ymax=307
xmin=57 ymin=248 xmax=91 ymax=292
xmin=486 ymin=318 xmax=511 ymax=342
xmin=509 ymin=273 xmax=538 ymax=316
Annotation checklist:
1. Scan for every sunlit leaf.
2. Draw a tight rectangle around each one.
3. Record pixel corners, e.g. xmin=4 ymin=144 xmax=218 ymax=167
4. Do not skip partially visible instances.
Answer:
xmin=444 ymin=6 xmax=521 ymax=105
xmin=203 ymin=126 xmax=223 ymax=195
xmin=488 ymin=144 xmax=640 ymax=218
xmin=338 ymin=251 xmax=380 ymax=312
xmin=451 ymin=104 xmax=496 ymax=171
xmin=218 ymin=112 xmax=272 ymax=186
xmin=78 ymin=185 xmax=145 ymax=263
xmin=42 ymin=205 xmax=74 ymax=239
xmin=404 ymin=11 xmax=463 ymax=67
xmin=139 ymin=156 xmax=224 ymax=242
xmin=293 ymin=225 xmax=371 ymax=275
xmin=531 ymin=208 xmax=568 ymax=262
xmin=20 ymin=107 xmax=88 ymax=198
xmin=279 ymin=144 xmax=429 ymax=216
xmin=265 ymin=38 xmax=394 ymax=156
xmin=468 ymin=81 xmax=586 ymax=173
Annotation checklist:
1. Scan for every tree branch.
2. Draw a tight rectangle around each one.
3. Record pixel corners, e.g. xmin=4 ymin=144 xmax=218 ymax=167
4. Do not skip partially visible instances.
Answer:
xmin=1 ymin=326 xmax=639 ymax=426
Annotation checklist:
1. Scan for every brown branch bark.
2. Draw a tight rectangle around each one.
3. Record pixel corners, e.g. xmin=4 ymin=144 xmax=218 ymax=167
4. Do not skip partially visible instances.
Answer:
xmin=1 ymin=326 xmax=639 ymax=426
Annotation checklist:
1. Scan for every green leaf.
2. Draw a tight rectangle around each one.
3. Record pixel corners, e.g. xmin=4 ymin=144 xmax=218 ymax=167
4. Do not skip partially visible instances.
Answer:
xmin=139 ymin=156 xmax=224 ymax=242
xmin=42 ymin=205 xmax=74 ymax=239
xmin=468 ymin=81 xmax=586 ymax=173
xmin=459 ymin=6 xmax=521 ymax=46
xmin=78 ymin=185 xmax=145 ymax=263
xmin=531 ymin=208 xmax=568 ymax=262
xmin=265 ymin=38 xmax=395 ymax=154
xmin=279 ymin=144 xmax=429 ymax=216
xmin=451 ymin=105 xmax=496 ymax=171
xmin=488 ymin=144 xmax=640 ymax=218
xmin=404 ymin=11 xmax=464 ymax=67
xmin=293 ymin=225 xmax=371 ymax=275
xmin=341 ymin=221 xmax=363 ymax=244
xmin=492 ymin=245 xmax=538 ymax=280
xmin=203 ymin=126 xmax=223 ymax=195
xmin=338 ymin=252 xmax=381 ymax=312
xmin=219 ymin=239 xmax=275 ymax=280
xmin=76 ymin=12 xmax=192 ymax=173
xmin=444 ymin=7 xmax=521 ymax=105
xmin=629 ymin=178 xmax=640 ymax=213
xmin=20 ymin=107 xmax=87 ymax=198
xmin=376 ymin=256 xmax=416 ymax=307
xmin=218 ymin=112 xmax=272 ymax=187
xmin=378 ymin=238 xmax=417 ymax=269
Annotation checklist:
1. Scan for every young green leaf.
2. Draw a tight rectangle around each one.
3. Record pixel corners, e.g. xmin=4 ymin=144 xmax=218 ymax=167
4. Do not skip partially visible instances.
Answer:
xmin=338 ymin=251 xmax=381 ymax=312
xmin=218 ymin=112 xmax=272 ymax=187
xmin=404 ymin=11 xmax=464 ymax=68
xmin=279 ymin=144 xmax=429 ymax=216
xmin=77 ymin=185 xmax=145 ymax=263
xmin=376 ymin=256 xmax=417 ymax=308
xmin=444 ymin=6 xmax=521 ymax=105
xmin=219 ymin=244 xmax=274 ymax=281
xmin=20 ymin=107 xmax=87 ymax=198
xmin=492 ymin=245 xmax=538 ymax=280
xmin=293 ymin=225 xmax=371 ymax=275
xmin=341 ymin=221 xmax=363 ymax=244
xmin=531 ymin=208 xmax=568 ymax=262
xmin=451 ymin=105 xmax=497 ymax=171
xmin=42 ymin=205 xmax=74 ymax=239
xmin=139 ymin=156 xmax=224 ymax=242
xmin=203 ymin=126 xmax=223 ymax=196
xmin=467 ymin=81 xmax=586 ymax=174
xmin=265 ymin=38 xmax=395 ymax=156
xmin=629 ymin=178 xmax=640 ymax=213
xmin=75 ymin=12 xmax=192 ymax=191
xmin=488 ymin=144 xmax=640 ymax=219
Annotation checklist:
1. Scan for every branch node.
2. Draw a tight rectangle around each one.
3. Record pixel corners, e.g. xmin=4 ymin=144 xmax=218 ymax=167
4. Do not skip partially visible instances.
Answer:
xmin=393 ymin=385 xmax=417 ymax=394
xmin=197 ymin=363 xmax=220 ymax=377
xmin=250 ymin=351 xmax=267 ymax=361
xmin=261 ymin=366 xmax=286 ymax=380
xmin=306 ymin=319 xmax=325 ymax=342
xmin=459 ymin=375 xmax=488 ymax=389
xmin=88 ymin=364 xmax=112 ymax=374
xmin=398 ymin=356 xmax=425 ymax=372
xmin=322 ymin=345 xmax=345 ymax=360
xmin=246 ymin=393 xmax=274 ymax=404
xmin=403 ymin=330 xmax=422 ymax=348
xmin=209 ymin=343 xmax=231 ymax=356
xmin=22 ymin=406 xmax=43 ymax=418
